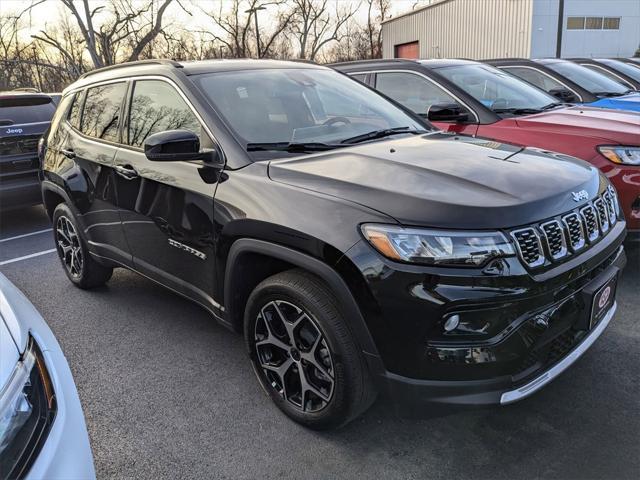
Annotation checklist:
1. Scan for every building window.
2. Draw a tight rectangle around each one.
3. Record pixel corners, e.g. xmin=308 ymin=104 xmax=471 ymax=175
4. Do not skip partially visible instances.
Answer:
xmin=585 ymin=17 xmax=603 ymax=29
xmin=394 ymin=41 xmax=419 ymax=59
xmin=568 ymin=16 xmax=621 ymax=30
xmin=603 ymin=17 xmax=620 ymax=30
xmin=567 ymin=17 xmax=585 ymax=29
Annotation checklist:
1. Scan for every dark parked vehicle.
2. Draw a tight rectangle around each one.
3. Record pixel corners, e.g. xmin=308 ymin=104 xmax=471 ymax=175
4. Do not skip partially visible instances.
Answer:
xmin=1 ymin=92 xmax=55 ymax=210
xmin=568 ymin=58 xmax=640 ymax=91
xmin=486 ymin=58 xmax=640 ymax=112
xmin=41 ymin=59 xmax=626 ymax=429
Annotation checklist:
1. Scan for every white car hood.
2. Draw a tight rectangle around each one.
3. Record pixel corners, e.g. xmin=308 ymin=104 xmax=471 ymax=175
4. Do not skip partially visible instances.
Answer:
xmin=0 ymin=313 xmax=20 ymax=388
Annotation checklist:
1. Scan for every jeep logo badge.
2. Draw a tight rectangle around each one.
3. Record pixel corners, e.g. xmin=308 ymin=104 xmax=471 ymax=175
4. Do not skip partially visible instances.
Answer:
xmin=5 ymin=128 xmax=23 ymax=134
xmin=571 ymin=190 xmax=589 ymax=202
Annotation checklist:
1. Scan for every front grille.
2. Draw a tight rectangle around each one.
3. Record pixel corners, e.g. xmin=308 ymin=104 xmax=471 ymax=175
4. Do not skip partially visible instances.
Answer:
xmin=512 ymin=190 xmax=618 ymax=269
xmin=580 ymin=205 xmax=599 ymax=242
xmin=511 ymin=228 xmax=544 ymax=267
xmin=540 ymin=221 xmax=566 ymax=259
xmin=594 ymin=198 xmax=610 ymax=233
xmin=562 ymin=213 xmax=586 ymax=252
xmin=603 ymin=191 xmax=617 ymax=225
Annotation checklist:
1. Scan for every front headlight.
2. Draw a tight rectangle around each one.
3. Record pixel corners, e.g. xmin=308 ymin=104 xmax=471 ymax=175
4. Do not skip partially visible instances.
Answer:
xmin=361 ymin=224 xmax=515 ymax=266
xmin=598 ymin=146 xmax=640 ymax=166
xmin=0 ymin=338 xmax=56 ymax=479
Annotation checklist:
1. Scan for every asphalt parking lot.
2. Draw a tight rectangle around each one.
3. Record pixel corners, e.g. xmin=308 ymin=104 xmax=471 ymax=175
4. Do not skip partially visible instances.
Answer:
xmin=1 ymin=205 xmax=638 ymax=480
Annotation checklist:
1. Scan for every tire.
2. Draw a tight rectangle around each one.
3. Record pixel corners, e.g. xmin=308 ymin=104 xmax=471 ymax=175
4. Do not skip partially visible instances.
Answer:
xmin=52 ymin=203 xmax=113 ymax=289
xmin=244 ymin=269 xmax=376 ymax=430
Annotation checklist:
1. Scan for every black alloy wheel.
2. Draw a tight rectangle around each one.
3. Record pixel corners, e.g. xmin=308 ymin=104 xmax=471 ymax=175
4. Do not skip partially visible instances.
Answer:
xmin=254 ymin=299 xmax=335 ymax=413
xmin=55 ymin=214 xmax=83 ymax=278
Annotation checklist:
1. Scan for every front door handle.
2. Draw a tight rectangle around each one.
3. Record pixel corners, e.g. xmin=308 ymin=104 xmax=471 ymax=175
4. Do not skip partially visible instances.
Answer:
xmin=60 ymin=148 xmax=75 ymax=159
xmin=114 ymin=164 xmax=139 ymax=180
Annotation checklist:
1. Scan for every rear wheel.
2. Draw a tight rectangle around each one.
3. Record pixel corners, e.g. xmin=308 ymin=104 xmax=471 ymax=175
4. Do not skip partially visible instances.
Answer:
xmin=244 ymin=269 xmax=376 ymax=430
xmin=53 ymin=203 xmax=113 ymax=289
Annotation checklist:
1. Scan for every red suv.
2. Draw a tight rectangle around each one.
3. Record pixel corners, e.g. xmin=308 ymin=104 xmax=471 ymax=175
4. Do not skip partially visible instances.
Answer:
xmin=333 ymin=59 xmax=640 ymax=235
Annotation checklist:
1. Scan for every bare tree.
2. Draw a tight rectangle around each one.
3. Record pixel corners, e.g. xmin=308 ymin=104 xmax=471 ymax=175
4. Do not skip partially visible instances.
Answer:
xmin=289 ymin=0 xmax=358 ymax=61
xmin=364 ymin=0 xmax=390 ymax=59
xmin=196 ymin=0 xmax=293 ymax=59
xmin=27 ymin=0 xmax=175 ymax=68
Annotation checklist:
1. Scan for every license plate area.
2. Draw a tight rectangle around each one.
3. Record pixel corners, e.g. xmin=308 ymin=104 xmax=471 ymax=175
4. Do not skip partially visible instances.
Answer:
xmin=590 ymin=275 xmax=617 ymax=328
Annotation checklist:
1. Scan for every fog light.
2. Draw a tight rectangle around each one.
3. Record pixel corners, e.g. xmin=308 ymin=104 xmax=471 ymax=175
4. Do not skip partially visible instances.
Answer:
xmin=443 ymin=314 xmax=460 ymax=332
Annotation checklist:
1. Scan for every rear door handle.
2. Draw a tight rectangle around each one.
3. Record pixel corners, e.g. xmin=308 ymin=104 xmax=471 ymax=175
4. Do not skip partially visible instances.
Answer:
xmin=60 ymin=148 xmax=75 ymax=159
xmin=114 ymin=164 xmax=139 ymax=180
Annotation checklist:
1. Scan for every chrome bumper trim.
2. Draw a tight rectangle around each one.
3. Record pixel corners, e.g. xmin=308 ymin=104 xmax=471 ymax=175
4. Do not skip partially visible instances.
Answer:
xmin=500 ymin=301 xmax=616 ymax=405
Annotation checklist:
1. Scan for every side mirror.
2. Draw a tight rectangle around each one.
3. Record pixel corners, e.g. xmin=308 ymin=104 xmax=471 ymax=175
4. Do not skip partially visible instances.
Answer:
xmin=144 ymin=130 xmax=223 ymax=167
xmin=548 ymin=88 xmax=578 ymax=103
xmin=426 ymin=103 xmax=469 ymax=123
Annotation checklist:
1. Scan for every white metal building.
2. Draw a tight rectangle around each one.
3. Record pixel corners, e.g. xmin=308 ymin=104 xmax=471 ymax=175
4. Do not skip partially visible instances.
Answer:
xmin=382 ymin=0 xmax=640 ymax=60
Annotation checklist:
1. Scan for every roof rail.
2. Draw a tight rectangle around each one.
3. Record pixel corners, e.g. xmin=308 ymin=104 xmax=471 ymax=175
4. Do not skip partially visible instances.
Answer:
xmin=78 ymin=59 xmax=183 ymax=80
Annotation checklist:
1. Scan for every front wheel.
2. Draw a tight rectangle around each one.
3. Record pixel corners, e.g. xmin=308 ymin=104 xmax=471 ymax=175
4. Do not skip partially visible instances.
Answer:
xmin=53 ymin=203 xmax=113 ymax=289
xmin=244 ymin=269 xmax=376 ymax=430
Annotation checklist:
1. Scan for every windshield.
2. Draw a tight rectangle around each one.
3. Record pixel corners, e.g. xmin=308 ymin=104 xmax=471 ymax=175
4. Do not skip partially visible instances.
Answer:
xmin=194 ymin=68 xmax=427 ymax=151
xmin=544 ymin=61 xmax=629 ymax=95
xmin=598 ymin=59 xmax=640 ymax=83
xmin=434 ymin=64 xmax=558 ymax=113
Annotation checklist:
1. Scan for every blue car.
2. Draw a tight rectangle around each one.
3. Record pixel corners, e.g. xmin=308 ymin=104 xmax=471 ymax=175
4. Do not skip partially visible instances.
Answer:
xmin=486 ymin=58 xmax=640 ymax=113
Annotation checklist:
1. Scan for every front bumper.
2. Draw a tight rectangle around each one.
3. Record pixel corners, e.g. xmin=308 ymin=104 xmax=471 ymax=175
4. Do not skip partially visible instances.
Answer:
xmin=344 ymin=217 xmax=627 ymax=409
xmin=381 ymin=300 xmax=616 ymax=409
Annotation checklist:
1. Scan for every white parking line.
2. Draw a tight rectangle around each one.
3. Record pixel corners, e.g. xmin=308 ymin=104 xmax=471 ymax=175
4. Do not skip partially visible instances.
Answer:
xmin=0 ymin=249 xmax=56 ymax=266
xmin=0 ymin=228 xmax=52 ymax=243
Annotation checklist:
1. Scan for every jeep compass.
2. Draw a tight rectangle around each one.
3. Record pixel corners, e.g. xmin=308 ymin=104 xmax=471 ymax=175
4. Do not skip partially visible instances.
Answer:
xmin=40 ymin=59 xmax=626 ymax=429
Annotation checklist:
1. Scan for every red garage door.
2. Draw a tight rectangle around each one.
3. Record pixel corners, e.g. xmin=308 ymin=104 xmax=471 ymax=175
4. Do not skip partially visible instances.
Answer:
xmin=394 ymin=41 xmax=419 ymax=59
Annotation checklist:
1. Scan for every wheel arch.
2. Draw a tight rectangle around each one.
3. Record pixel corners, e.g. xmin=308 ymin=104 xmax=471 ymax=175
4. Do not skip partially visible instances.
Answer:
xmin=41 ymin=180 xmax=72 ymax=220
xmin=224 ymin=239 xmax=384 ymax=375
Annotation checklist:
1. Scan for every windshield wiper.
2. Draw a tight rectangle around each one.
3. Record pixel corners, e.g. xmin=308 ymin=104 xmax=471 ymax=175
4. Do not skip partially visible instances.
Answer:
xmin=340 ymin=127 xmax=426 ymax=145
xmin=492 ymin=107 xmax=543 ymax=115
xmin=594 ymin=91 xmax=626 ymax=98
xmin=246 ymin=142 xmax=341 ymax=153
xmin=541 ymin=102 xmax=565 ymax=110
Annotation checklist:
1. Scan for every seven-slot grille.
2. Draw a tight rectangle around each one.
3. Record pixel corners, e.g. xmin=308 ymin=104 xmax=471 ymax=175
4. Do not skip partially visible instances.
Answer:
xmin=511 ymin=190 xmax=618 ymax=269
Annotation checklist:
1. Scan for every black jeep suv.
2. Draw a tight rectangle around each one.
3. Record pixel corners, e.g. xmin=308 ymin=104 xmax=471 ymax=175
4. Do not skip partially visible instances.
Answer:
xmin=40 ymin=59 xmax=626 ymax=429
xmin=1 ymin=92 xmax=56 ymax=210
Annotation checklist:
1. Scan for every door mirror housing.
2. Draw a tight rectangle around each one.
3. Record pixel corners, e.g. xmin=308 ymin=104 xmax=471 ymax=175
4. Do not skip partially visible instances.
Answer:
xmin=426 ymin=103 xmax=469 ymax=123
xmin=143 ymin=130 xmax=223 ymax=167
xmin=548 ymin=87 xmax=579 ymax=103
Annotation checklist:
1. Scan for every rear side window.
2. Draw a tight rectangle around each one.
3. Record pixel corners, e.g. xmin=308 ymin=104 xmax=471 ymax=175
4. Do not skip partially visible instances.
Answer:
xmin=375 ymin=72 xmax=456 ymax=116
xmin=127 ymin=80 xmax=201 ymax=148
xmin=81 ymin=82 xmax=127 ymax=142
xmin=0 ymin=97 xmax=55 ymax=125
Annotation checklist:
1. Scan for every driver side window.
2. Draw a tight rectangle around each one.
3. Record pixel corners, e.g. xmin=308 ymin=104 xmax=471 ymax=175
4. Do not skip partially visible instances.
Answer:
xmin=375 ymin=71 xmax=457 ymax=116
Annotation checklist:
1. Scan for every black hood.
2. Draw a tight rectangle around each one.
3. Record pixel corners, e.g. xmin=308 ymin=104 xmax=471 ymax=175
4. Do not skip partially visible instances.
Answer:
xmin=268 ymin=133 xmax=600 ymax=229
